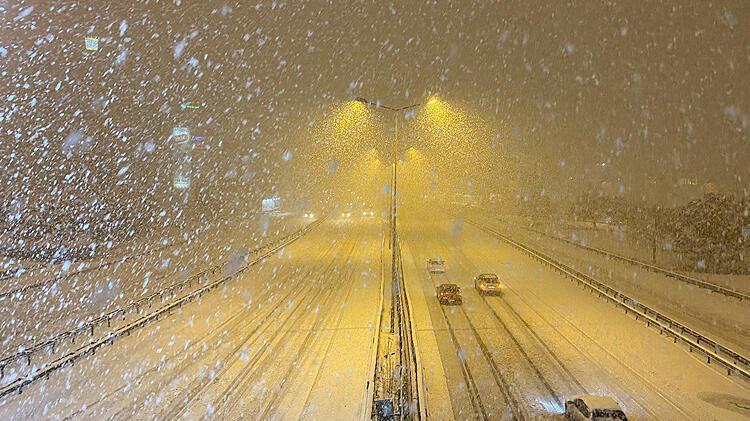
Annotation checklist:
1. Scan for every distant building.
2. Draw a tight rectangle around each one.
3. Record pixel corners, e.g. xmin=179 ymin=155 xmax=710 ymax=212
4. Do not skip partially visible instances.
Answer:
xmin=678 ymin=176 xmax=698 ymax=186
xmin=670 ymin=177 xmax=722 ymax=205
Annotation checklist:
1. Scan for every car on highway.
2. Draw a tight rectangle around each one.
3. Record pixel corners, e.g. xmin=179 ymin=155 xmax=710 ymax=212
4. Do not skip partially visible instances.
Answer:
xmin=427 ymin=257 xmax=446 ymax=273
xmin=436 ymin=284 xmax=462 ymax=305
xmin=474 ymin=273 xmax=502 ymax=295
xmin=565 ymin=395 xmax=628 ymax=420
xmin=340 ymin=202 xmax=353 ymax=218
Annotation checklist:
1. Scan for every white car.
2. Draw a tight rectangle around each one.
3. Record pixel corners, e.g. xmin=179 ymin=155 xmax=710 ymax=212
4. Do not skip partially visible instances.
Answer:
xmin=474 ymin=273 xmax=502 ymax=296
xmin=565 ymin=395 xmax=628 ymax=420
xmin=427 ymin=258 xmax=446 ymax=274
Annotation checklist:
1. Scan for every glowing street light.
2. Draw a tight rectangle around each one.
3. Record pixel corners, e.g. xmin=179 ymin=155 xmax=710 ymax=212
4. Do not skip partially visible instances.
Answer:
xmin=354 ymin=97 xmax=421 ymax=112
xmin=352 ymin=96 xmax=429 ymax=257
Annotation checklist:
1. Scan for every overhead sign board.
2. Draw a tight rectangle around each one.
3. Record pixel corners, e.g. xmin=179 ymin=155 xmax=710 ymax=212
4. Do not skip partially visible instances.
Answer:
xmin=262 ymin=197 xmax=281 ymax=213
xmin=84 ymin=36 xmax=99 ymax=51
xmin=171 ymin=127 xmax=192 ymax=190
xmin=172 ymin=127 xmax=190 ymax=142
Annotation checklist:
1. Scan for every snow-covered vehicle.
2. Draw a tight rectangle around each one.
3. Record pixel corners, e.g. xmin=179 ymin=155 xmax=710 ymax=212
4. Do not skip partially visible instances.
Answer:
xmin=436 ymin=284 xmax=462 ymax=305
xmin=474 ymin=273 xmax=502 ymax=296
xmin=427 ymin=257 xmax=446 ymax=273
xmin=565 ymin=395 xmax=628 ymax=420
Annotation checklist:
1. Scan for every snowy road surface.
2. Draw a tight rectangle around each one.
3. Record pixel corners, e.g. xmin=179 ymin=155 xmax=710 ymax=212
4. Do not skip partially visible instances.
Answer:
xmin=1 ymin=213 xmax=749 ymax=419
xmin=503 ymin=220 xmax=750 ymax=356
xmin=0 ymin=215 xmax=303 ymax=361
xmin=0 ymin=217 xmax=383 ymax=419
xmin=400 ymin=210 xmax=750 ymax=420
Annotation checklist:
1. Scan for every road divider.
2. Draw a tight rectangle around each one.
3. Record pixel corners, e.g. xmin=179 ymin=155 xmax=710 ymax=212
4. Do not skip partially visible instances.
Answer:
xmin=371 ymin=235 xmax=426 ymax=420
xmin=395 ymin=239 xmax=428 ymax=420
xmin=363 ymin=224 xmax=388 ymax=421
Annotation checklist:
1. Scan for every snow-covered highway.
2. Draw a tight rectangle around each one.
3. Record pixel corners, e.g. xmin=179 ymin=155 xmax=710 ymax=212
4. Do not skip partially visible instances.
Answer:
xmin=399 ymin=210 xmax=750 ymax=420
xmin=0 ymin=213 xmax=748 ymax=419
xmin=0 ymin=217 xmax=383 ymax=419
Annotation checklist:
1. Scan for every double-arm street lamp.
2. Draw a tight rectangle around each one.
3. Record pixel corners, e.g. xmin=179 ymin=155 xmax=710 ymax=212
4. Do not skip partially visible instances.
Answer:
xmin=353 ymin=97 xmax=422 ymax=252
xmin=352 ymin=96 xmax=447 ymax=416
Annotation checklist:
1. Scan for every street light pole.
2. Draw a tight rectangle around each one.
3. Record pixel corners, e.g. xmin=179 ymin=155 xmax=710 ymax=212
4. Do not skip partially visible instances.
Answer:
xmin=354 ymin=97 xmax=420 ymax=254
xmin=392 ymin=113 xmax=398 ymax=253
xmin=355 ymin=96 xmax=422 ymax=418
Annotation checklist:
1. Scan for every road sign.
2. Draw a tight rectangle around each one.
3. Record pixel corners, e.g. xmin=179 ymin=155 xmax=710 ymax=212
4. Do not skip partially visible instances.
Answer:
xmin=171 ymin=127 xmax=192 ymax=190
xmin=180 ymin=102 xmax=201 ymax=110
xmin=84 ymin=36 xmax=99 ymax=51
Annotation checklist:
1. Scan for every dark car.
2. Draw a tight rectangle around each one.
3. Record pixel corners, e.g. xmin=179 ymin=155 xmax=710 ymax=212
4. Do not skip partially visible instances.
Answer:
xmin=436 ymin=284 xmax=462 ymax=305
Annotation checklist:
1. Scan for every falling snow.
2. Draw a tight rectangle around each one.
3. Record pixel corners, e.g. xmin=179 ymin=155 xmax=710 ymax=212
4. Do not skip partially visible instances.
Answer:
xmin=0 ymin=2 xmax=748 ymax=420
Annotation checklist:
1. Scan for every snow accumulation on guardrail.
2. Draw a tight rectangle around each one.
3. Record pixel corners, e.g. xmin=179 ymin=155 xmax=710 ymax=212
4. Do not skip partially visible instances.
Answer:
xmin=0 ymin=217 xmax=325 ymax=398
xmin=0 ymin=230 xmax=197 ymax=301
xmin=524 ymin=226 xmax=749 ymax=302
xmin=395 ymin=238 xmax=427 ymax=420
xmin=466 ymin=219 xmax=750 ymax=383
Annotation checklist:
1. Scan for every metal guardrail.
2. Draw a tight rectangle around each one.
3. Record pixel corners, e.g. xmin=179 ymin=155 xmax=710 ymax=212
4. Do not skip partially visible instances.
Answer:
xmin=0 ymin=233 xmax=196 ymax=302
xmin=372 ymin=234 xmax=424 ymax=420
xmin=523 ymin=226 xmax=749 ymax=302
xmin=393 ymin=239 xmax=425 ymax=420
xmin=362 ymin=231 xmax=388 ymax=421
xmin=0 ymin=218 xmax=324 ymax=391
xmin=0 ymin=220 xmax=213 ymax=282
xmin=468 ymin=220 xmax=750 ymax=382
